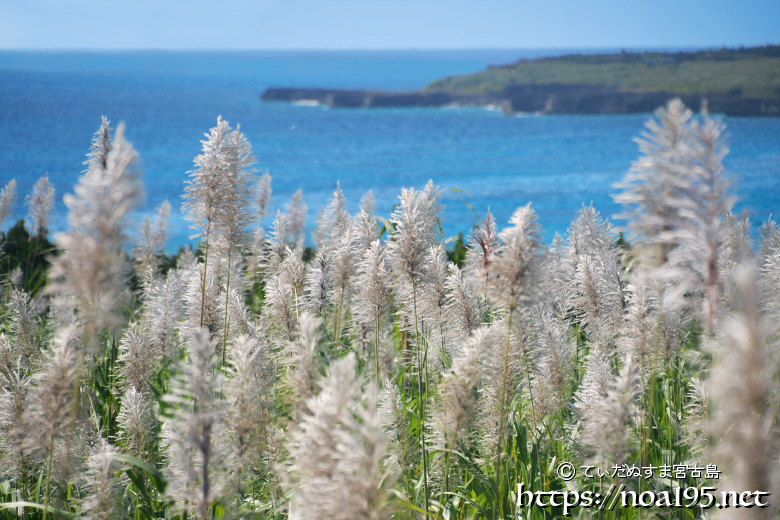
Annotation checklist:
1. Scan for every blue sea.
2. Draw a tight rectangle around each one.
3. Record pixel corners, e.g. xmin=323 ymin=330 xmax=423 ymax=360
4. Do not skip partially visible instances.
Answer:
xmin=1 ymin=50 xmax=779 ymax=249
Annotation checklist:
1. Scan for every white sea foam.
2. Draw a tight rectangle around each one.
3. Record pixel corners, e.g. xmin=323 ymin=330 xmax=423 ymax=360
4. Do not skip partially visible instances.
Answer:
xmin=513 ymin=111 xmax=543 ymax=117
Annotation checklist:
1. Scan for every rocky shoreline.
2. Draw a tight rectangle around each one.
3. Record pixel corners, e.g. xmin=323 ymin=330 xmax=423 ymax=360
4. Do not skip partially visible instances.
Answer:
xmin=262 ymin=84 xmax=780 ymax=116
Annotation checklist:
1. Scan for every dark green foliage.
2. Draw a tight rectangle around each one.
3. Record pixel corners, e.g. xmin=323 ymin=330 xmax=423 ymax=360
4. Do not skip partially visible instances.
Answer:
xmin=447 ymin=233 xmax=468 ymax=268
xmin=0 ymin=219 xmax=56 ymax=296
xmin=495 ymin=44 xmax=780 ymax=67
xmin=158 ymin=246 xmax=190 ymax=276
xmin=302 ymin=245 xmax=316 ymax=263
xmin=427 ymin=44 xmax=780 ymax=99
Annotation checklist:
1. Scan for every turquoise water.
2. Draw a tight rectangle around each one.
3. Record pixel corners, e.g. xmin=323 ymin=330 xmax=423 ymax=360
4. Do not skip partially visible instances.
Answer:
xmin=2 ymin=50 xmax=779 ymax=247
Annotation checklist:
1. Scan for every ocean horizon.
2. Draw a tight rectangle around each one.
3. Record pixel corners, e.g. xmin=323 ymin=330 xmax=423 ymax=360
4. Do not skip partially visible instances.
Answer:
xmin=2 ymin=49 xmax=779 ymax=250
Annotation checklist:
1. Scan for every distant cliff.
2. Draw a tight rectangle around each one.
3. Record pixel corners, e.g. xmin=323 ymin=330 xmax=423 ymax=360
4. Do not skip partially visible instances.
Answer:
xmin=261 ymin=84 xmax=779 ymax=116
xmin=262 ymin=45 xmax=780 ymax=116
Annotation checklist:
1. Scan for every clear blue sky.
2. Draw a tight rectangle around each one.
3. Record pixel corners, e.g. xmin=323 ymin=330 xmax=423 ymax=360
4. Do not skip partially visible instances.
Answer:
xmin=1 ymin=0 xmax=778 ymax=50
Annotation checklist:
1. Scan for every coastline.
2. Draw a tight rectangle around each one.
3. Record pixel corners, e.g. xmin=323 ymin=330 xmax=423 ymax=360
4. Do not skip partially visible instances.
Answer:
xmin=262 ymin=84 xmax=780 ymax=116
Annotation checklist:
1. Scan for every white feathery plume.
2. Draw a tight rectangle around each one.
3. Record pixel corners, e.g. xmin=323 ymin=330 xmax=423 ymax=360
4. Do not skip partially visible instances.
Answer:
xmin=227 ymin=287 xmax=260 ymax=339
xmin=707 ymin=269 xmax=779 ymax=519
xmin=721 ymin=211 xmax=754 ymax=270
xmin=556 ymin=221 xmax=584 ymax=318
xmin=758 ymin=215 xmax=780 ymax=264
xmin=331 ymin=217 xmax=357 ymax=345
xmin=304 ymin=250 xmax=334 ymax=317
xmin=117 ymin=387 xmax=153 ymax=458
xmin=9 ymin=266 xmax=22 ymax=289
xmin=211 ymin=122 xmax=256 ymax=257
xmin=257 ymin=170 xmax=272 ymax=218
xmin=572 ymin=345 xmax=613 ymax=426
xmin=23 ymin=326 xmax=79 ymax=453
xmin=434 ymin=326 xmax=489 ymax=449
xmin=577 ymin=354 xmax=639 ymax=466
xmin=0 ymin=367 xmax=31 ymax=482
xmin=182 ymin=117 xmax=250 ymax=334
xmin=48 ymin=122 xmax=142 ymax=344
xmin=117 ymin=322 xmax=154 ymax=394
xmin=387 ymin=185 xmax=438 ymax=287
xmin=163 ymin=328 xmax=226 ymax=519
xmin=279 ymin=248 xmax=305 ymax=307
xmin=378 ymin=381 xmax=408 ymax=472
xmin=151 ymin=199 xmax=171 ymax=252
xmin=530 ymin=307 xmax=574 ymax=422
xmin=505 ymin=308 xmax=536 ymax=399
xmin=353 ymin=239 xmax=391 ymax=379
xmin=682 ymin=378 xmax=709 ymax=460
xmin=248 ymin=171 xmax=272 ymax=279
xmin=183 ymin=262 xmax=222 ymax=338
xmin=178 ymin=245 xmax=198 ymax=272
xmin=286 ymin=354 xmax=360 ymax=519
xmin=720 ymin=211 xmax=756 ymax=312
xmin=207 ymin=123 xmax=257 ymax=364
xmin=266 ymin=210 xmax=290 ymax=275
xmin=317 ymin=182 xmax=349 ymax=251
xmin=573 ymin=203 xmax=618 ymax=255
xmin=618 ymin=283 xmax=656 ymax=381
xmin=476 ymin=310 xmax=534 ymax=445
xmin=265 ymin=271 xmax=299 ymax=343
xmin=420 ymin=244 xmax=449 ymax=348
xmin=285 ymin=188 xmax=308 ymax=246
xmin=360 ymin=190 xmax=376 ymax=217
xmin=21 ymin=325 xmax=80 ymax=511
xmin=283 ymin=313 xmax=322 ymax=415
xmin=333 ymin=216 xmax=357 ymax=289
xmin=26 ymin=174 xmax=55 ymax=235
xmin=385 ymin=183 xmax=440 ymax=512
xmin=570 ymin=255 xmax=604 ymax=332
xmin=0 ymin=333 xmax=11 ymax=372
xmin=246 ymin=225 xmax=269 ymax=282
xmin=79 ymin=439 xmax=125 ymax=520
xmin=335 ymin=384 xmax=395 ymax=520
xmin=656 ymin=298 xmax=686 ymax=367
xmin=541 ymin=231 xmax=569 ymax=315
xmin=182 ymin=116 xmax=231 ymax=245
xmin=374 ymin=326 xmax=399 ymax=383
xmin=488 ymin=203 xmax=540 ymax=312
xmin=353 ymin=209 xmax=379 ymax=256
xmin=419 ymin=180 xmax=444 ymax=226
xmin=443 ymin=262 xmax=482 ymax=344
xmin=84 ymin=116 xmax=111 ymax=172
xmin=224 ymin=335 xmax=267 ymax=501
xmin=145 ymin=269 xmax=186 ymax=362
xmin=313 ymin=207 xmax=327 ymax=249
xmin=0 ymin=179 xmax=18 ymax=229
xmin=353 ymin=240 xmax=391 ymax=328
xmin=286 ymin=353 xmax=394 ymax=520
xmin=134 ymin=200 xmax=171 ymax=292
xmin=761 ymin=248 xmax=780 ymax=321
xmin=614 ymin=98 xmax=694 ymax=267
xmin=758 ymin=216 xmax=780 ymax=318
xmin=465 ymin=208 xmax=499 ymax=297
xmin=7 ymin=287 xmax=40 ymax=370
xmin=387 ymin=183 xmax=442 ymax=351
xmin=65 ymin=121 xmax=142 ymax=240
xmin=566 ymin=205 xmax=625 ymax=341
xmin=482 ymin=203 xmax=540 ymax=484
xmin=657 ymin=105 xmax=735 ymax=333
xmin=325 ymin=181 xmax=349 ymax=235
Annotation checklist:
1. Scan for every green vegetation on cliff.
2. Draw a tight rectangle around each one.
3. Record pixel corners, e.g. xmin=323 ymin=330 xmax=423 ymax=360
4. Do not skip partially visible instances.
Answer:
xmin=426 ymin=45 xmax=780 ymax=99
